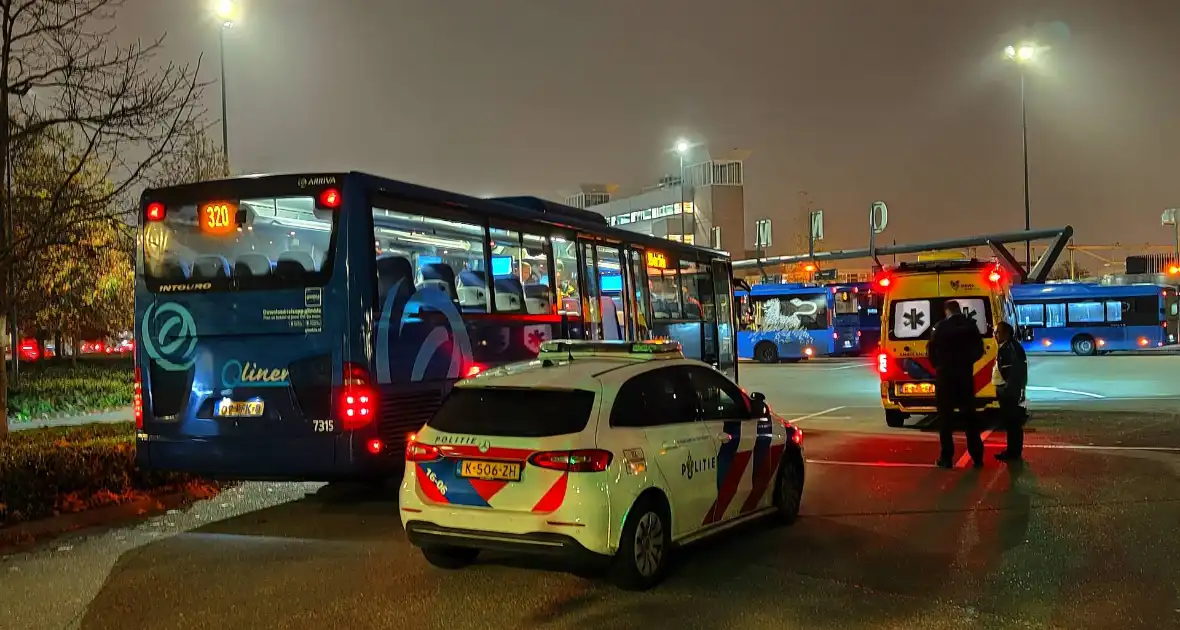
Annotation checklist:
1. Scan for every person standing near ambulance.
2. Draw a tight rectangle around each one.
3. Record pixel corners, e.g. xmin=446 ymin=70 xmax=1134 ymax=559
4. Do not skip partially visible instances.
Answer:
xmin=928 ymin=301 xmax=986 ymax=468
xmin=992 ymin=321 xmax=1028 ymax=461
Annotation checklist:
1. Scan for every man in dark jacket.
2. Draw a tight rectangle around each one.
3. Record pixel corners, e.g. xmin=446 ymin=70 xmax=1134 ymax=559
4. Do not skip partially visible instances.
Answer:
xmin=993 ymin=321 xmax=1028 ymax=461
xmin=928 ymin=300 xmax=986 ymax=468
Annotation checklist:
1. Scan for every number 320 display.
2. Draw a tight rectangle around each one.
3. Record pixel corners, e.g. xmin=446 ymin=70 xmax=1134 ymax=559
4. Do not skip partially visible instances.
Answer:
xmin=200 ymin=201 xmax=237 ymax=235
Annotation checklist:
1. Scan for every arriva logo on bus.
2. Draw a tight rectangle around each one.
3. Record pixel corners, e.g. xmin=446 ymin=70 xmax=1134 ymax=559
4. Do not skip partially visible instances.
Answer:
xmin=220 ymin=360 xmax=290 ymax=389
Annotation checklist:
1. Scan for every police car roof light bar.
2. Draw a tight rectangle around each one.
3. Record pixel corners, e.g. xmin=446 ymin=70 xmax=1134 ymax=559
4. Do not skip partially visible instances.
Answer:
xmin=538 ymin=340 xmax=684 ymax=359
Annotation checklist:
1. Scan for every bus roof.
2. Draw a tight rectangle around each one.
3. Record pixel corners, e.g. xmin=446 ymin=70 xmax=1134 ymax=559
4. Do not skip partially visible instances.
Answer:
xmin=1011 ymin=282 xmax=1170 ymax=300
xmin=736 ymin=283 xmax=831 ymax=297
xmin=143 ymin=171 xmax=731 ymax=260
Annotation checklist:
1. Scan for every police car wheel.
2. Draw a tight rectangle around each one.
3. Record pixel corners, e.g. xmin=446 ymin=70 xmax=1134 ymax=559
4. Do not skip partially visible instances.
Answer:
xmin=421 ymin=545 xmax=480 ymax=569
xmin=771 ymin=455 xmax=803 ymax=526
xmin=610 ymin=497 xmax=671 ymax=591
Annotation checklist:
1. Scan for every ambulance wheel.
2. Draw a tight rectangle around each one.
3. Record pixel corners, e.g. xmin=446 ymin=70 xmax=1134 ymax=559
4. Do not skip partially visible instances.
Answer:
xmin=885 ymin=410 xmax=906 ymax=428
xmin=421 ymin=545 xmax=480 ymax=569
xmin=1071 ymin=335 xmax=1097 ymax=356
xmin=610 ymin=495 xmax=671 ymax=591
xmin=755 ymin=342 xmax=779 ymax=364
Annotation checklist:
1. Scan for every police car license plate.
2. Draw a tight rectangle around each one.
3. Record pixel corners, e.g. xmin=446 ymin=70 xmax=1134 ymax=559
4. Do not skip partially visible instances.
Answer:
xmin=459 ymin=460 xmax=522 ymax=482
xmin=215 ymin=400 xmax=265 ymax=417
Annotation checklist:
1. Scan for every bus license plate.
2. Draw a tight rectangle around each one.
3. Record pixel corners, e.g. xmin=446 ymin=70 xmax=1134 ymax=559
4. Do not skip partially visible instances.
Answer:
xmin=458 ymin=460 xmax=522 ymax=482
xmin=216 ymin=400 xmax=265 ymax=417
xmin=843 ymin=340 xmax=852 ymax=348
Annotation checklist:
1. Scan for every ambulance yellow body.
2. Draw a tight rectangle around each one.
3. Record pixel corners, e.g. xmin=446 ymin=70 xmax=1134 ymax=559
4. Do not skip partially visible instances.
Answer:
xmin=874 ymin=253 xmax=1018 ymax=428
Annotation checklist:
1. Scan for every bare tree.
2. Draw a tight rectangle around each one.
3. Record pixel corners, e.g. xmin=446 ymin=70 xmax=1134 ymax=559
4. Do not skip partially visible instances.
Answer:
xmin=0 ymin=0 xmax=208 ymax=437
xmin=150 ymin=121 xmax=228 ymax=187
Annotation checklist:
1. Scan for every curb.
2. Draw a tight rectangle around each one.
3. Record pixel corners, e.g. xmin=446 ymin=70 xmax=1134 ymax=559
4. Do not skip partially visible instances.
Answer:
xmin=0 ymin=486 xmax=217 ymax=551
xmin=10 ymin=406 xmax=131 ymax=423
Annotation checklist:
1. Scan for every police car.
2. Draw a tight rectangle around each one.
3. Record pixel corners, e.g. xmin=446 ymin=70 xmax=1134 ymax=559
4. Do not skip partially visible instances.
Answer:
xmin=399 ymin=339 xmax=805 ymax=590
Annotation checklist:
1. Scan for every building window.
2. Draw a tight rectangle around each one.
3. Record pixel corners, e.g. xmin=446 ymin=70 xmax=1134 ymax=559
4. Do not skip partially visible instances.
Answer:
xmin=712 ymin=226 xmax=721 ymax=249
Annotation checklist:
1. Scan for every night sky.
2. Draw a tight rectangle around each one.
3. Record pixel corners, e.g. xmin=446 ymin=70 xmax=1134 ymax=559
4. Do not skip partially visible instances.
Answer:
xmin=117 ymin=0 xmax=1180 ymax=256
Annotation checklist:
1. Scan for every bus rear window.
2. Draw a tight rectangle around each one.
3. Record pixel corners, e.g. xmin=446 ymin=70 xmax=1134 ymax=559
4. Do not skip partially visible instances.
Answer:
xmin=141 ymin=196 xmax=335 ymax=291
xmin=890 ymin=297 xmax=992 ymax=340
xmin=428 ymin=387 xmax=596 ymax=437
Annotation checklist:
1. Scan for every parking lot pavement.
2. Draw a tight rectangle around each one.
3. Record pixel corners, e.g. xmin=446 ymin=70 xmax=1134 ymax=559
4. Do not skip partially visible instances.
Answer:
xmin=0 ymin=354 xmax=1177 ymax=630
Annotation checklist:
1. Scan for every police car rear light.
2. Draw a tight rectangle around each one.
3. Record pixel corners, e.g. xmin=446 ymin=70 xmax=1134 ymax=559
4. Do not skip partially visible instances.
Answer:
xmin=528 ymin=449 xmax=613 ymax=473
xmin=405 ymin=436 xmax=441 ymax=462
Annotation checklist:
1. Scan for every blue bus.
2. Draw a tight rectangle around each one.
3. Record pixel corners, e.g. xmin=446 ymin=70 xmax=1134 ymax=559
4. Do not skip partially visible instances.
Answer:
xmin=134 ymin=172 xmax=738 ymax=480
xmin=830 ymin=282 xmax=882 ymax=357
xmin=1011 ymin=282 xmax=1178 ymax=355
xmin=735 ymin=283 xmax=834 ymax=362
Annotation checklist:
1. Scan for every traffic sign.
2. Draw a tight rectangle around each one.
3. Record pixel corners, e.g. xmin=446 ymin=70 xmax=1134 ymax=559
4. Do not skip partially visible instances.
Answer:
xmin=871 ymin=201 xmax=888 ymax=234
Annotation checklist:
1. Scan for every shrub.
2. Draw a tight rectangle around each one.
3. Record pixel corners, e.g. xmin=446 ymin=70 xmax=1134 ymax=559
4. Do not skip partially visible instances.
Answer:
xmin=7 ymin=358 xmax=133 ymax=421
xmin=0 ymin=421 xmax=217 ymax=527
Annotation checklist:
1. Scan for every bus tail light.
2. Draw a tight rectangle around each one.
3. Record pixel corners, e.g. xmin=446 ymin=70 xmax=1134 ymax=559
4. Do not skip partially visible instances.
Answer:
xmin=464 ymin=363 xmax=485 ymax=378
xmin=318 ymin=188 xmax=342 ymax=209
xmin=133 ymin=366 xmax=144 ymax=429
xmin=337 ymin=362 xmax=376 ymax=430
xmin=405 ymin=434 xmax=441 ymax=462
xmin=145 ymin=202 xmax=166 ymax=222
xmin=528 ymin=449 xmax=613 ymax=473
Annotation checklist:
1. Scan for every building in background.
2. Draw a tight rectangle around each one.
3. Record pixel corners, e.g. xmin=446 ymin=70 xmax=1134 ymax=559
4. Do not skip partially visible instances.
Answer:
xmin=563 ymin=148 xmax=750 ymax=254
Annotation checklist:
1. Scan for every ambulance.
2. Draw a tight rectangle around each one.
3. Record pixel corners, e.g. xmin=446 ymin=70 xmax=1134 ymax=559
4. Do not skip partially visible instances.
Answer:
xmin=874 ymin=253 xmax=1019 ymax=428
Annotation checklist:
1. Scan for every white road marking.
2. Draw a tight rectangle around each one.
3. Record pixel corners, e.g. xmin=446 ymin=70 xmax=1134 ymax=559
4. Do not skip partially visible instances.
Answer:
xmin=805 ymin=459 xmax=938 ymax=468
xmin=1025 ymin=444 xmax=1180 ymax=452
xmin=955 ymin=429 xmax=993 ymax=469
xmin=1027 ymin=386 xmax=1106 ymax=399
xmin=817 ymin=363 xmax=869 ymax=371
xmin=785 ymin=406 xmax=847 ymax=424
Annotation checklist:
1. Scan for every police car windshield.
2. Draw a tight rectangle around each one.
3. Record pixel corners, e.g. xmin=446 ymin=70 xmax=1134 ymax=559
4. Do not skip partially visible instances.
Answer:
xmin=889 ymin=297 xmax=991 ymax=341
xmin=429 ymin=387 xmax=596 ymax=437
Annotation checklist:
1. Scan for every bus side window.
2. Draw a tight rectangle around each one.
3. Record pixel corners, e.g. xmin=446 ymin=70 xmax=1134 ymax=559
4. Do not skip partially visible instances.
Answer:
xmin=552 ymin=237 xmax=580 ymax=317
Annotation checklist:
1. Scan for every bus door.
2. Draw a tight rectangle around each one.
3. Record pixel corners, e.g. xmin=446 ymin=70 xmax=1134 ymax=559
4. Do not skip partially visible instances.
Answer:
xmin=578 ymin=239 xmax=631 ymax=341
xmin=1167 ymin=292 xmax=1179 ymax=345
xmin=712 ymin=259 xmax=737 ymax=381
xmin=625 ymin=248 xmax=652 ymax=339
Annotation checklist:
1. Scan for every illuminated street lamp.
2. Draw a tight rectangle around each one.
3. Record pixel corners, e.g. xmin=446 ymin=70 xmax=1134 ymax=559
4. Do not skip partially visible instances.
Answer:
xmin=1003 ymin=42 xmax=1039 ymax=272
xmin=674 ymin=139 xmax=692 ymax=243
xmin=214 ymin=0 xmax=238 ymax=174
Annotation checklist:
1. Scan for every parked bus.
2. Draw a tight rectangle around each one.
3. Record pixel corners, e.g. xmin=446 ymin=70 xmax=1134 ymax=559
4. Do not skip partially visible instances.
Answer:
xmin=735 ymin=283 xmax=833 ymax=362
xmin=1011 ymin=282 xmax=1178 ymax=355
xmin=134 ymin=172 xmax=738 ymax=480
xmin=831 ymin=282 xmax=882 ymax=356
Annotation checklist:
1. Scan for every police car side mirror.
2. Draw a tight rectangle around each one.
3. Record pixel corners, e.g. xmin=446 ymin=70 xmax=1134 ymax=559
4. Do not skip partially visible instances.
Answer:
xmin=749 ymin=391 xmax=770 ymax=419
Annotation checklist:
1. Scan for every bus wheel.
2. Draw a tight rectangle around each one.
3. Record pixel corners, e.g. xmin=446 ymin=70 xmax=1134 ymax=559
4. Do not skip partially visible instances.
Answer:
xmin=1071 ymin=335 xmax=1097 ymax=356
xmin=885 ymin=410 xmax=906 ymax=428
xmin=755 ymin=342 xmax=779 ymax=364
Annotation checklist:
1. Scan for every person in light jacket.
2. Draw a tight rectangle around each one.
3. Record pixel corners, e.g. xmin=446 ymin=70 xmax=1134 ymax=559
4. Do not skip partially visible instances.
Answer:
xmin=993 ymin=321 xmax=1028 ymax=461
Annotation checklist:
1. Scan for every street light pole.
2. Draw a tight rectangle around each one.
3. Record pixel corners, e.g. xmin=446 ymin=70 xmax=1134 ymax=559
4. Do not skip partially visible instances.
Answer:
xmin=674 ymin=139 xmax=691 ymax=244
xmin=1004 ymin=42 xmax=1039 ymax=273
xmin=1020 ymin=70 xmax=1031 ymax=272
xmin=218 ymin=24 xmax=230 ymax=174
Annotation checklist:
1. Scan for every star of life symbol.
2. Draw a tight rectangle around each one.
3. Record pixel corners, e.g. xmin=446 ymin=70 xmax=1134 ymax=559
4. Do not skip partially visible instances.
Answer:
xmin=903 ymin=307 xmax=925 ymax=331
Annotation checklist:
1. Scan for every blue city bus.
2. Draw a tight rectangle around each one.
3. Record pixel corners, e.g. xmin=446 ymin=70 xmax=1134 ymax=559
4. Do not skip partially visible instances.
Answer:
xmin=735 ymin=283 xmax=834 ymax=362
xmin=134 ymin=172 xmax=738 ymax=480
xmin=1011 ymin=282 xmax=1179 ymax=355
xmin=830 ymin=282 xmax=882 ymax=356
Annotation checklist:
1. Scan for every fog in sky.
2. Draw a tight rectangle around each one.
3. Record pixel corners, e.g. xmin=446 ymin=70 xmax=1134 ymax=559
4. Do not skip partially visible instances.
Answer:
xmin=117 ymin=0 xmax=1180 ymax=256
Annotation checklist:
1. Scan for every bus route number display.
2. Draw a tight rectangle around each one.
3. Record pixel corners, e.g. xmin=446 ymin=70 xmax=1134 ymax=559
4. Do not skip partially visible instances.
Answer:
xmin=646 ymin=251 xmax=667 ymax=269
xmin=200 ymin=201 xmax=237 ymax=235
